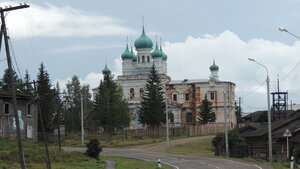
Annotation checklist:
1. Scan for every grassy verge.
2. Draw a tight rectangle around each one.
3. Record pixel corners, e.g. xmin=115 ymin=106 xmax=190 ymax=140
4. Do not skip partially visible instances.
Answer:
xmin=0 ymin=139 xmax=104 ymax=169
xmin=157 ymin=138 xmax=214 ymax=157
xmin=0 ymin=139 xmax=172 ymax=169
xmin=102 ymin=156 xmax=171 ymax=169
xmin=59 ymin=134 xmax=190 ymax=148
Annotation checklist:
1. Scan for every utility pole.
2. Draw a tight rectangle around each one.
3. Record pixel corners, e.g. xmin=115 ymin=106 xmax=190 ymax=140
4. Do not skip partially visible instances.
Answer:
xmin=0 ymin=4 xmax=29 ymax=169
xmin=238 ymin=97 xmax=242 ymax=128
xmin=224 ymin=91 xmax=229 ymax=157
xmin=81 ymin=93 xmax=84 ymax=146
xmin=33 ymin=81 xmax=51 ymax=169
xmin=165 ymin=97 xmax=169 ymax=147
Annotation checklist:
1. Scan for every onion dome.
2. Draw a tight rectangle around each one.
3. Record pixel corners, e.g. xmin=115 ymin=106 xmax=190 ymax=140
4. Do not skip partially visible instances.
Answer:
xmin=102 ymin=64 xmax=111 ymax=74
xmin=151 ymin=43 xmax=163 ymax=58
xmin=121 ymin=44 xmax=134 ymax=60
xmin=160 ymin=45 xmax=168 ymax=60
xmin=131 ymin=46 xmax=137 ymax=61
xmin=209 ymin=60 xmax=219 ymax=71
xmin=134 ymin=27 xmax=153 ymax=49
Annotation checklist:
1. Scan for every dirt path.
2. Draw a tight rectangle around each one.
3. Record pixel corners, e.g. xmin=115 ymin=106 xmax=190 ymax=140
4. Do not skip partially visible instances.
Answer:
xmin=128 ymin=135 xmax=215 ymax=151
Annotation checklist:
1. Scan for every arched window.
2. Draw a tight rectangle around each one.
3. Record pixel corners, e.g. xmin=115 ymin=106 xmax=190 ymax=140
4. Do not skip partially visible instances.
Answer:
xmin=138 ymin=56 xmax=140 ymax=63
xmin=147 ymin=56 xmax=150 ymax=62
xmin=142 ymin=56 xmax=145 ymax=63
xmin=186 ymin=112 xmax=193 ymax=123
xmin=130 ymin=88 xmax=135 ymax=99
xmin=140 ymin=88 xmax=144 ymax=98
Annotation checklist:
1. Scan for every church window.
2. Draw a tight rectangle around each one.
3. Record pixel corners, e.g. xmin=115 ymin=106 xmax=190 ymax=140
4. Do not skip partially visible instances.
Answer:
xmin=208 ymin=92 xmax=215 ymax=101
xmin=185 ymin=93 xmax=190 ymax=102
xmin=130 ymin=88 xmax=135 ymax=99
xmin=140 ymin=88 xmax=144 ymax=98
xmin=186 ymin=112 xmax=193 ymax=123
xmin=142 ymin=56 xmax=145 ymax=63
xmin=173 ymin=93 xmax=178 ymax=102
xmin=147 ymin=56 xmax=150 ymax=62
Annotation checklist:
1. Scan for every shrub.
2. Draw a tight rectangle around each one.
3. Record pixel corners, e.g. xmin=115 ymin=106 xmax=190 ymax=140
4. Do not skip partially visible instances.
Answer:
xmin=86 ymin=139 xmax=102 ymax=159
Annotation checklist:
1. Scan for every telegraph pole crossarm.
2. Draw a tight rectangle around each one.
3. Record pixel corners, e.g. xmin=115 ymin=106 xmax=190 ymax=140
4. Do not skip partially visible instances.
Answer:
xmin=0 ymin=3 xmax=30 ymax=169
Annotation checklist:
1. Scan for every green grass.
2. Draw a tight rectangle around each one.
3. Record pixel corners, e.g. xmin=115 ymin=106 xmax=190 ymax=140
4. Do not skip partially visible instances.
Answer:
xmin=0 ymin=139 xmax=171 ymax=169
xmin=157 ymin=138 xmax=214 ymax=157
xmin=0 ymin=139 xmax=104 ymax=169
xmin=102 ymin=156 xmax=171 ymax=169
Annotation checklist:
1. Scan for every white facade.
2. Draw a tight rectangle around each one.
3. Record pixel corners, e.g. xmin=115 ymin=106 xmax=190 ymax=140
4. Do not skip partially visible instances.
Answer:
xmin=115 ymin=27 xmax=236 ymax=128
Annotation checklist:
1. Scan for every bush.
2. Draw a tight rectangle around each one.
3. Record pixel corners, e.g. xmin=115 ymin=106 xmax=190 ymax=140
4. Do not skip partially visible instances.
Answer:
xmin=86 ymin=139 xmax=102 ymax=159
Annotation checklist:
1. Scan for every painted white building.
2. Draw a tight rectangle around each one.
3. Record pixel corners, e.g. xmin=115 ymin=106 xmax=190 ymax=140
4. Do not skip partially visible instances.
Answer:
xmin=113 ymin=27 xmax=236 ymax=128
xmin=116 ymin=27 xmax=170 ymax=128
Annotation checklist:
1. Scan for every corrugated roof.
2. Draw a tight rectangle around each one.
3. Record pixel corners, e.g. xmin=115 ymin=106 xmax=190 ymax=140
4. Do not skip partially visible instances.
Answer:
xmin=0 ymin=90 xmax=32 ymax=100
xmin=244 ymin=111 xmax=300 ymax=138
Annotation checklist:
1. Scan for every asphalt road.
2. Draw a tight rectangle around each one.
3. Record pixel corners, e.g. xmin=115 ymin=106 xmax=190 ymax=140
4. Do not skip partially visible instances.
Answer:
xmin=64 ymin=147 xmax=273 ymax=169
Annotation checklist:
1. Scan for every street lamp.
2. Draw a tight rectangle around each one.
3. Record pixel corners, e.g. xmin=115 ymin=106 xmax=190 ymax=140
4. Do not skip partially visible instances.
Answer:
xmin=248 ymin=58 xmax=272 ymax=162
xmin=278 ymin=27 xmax=300 ymax=40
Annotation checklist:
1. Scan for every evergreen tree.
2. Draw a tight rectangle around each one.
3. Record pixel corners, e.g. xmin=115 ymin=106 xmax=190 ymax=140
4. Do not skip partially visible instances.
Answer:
xmin=0 ymin=68 xmax=25 ymax=92
xmin=138 ymin=65 xmax=166 ymax=128
xmin=235 ymin=104 xmax=243 ymax=124
xmin=65 ymin=75 xmax=82 ymax=131
xmin=23 ymin=70 xmax=34 ymax=96
xmin=197 ymin=94 xmax=216 ymax=124
xmin=93 ymin=67 xmax=130 ymax=138
xmin=37 ymin=63 xmax=55 ymax=132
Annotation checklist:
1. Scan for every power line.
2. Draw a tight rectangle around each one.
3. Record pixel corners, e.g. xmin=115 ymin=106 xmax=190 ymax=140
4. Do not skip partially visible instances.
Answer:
xmin=8 ymin=37 xmax=22 ymax=79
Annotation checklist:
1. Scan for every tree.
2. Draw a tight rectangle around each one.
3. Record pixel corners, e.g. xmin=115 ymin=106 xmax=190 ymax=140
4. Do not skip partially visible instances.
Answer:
xmin=65 ymin=76 xmax=82 ymax=131
xmin=23 ymin=70 xmax=34 ymax=96
xmin=197 ymin=94 xmax=216 ymax=124
xmin=235 ymin=104 xmax=243 ymax=124
xmin=93 ymin=67 xmax=130 ymax=139
xmin=0 ymin=68 xmax=25 ymax=92
xmin=37 ymin=63 xmax=55 ymax=132
xmin=138 ymin=65 xmax=166 ymax=128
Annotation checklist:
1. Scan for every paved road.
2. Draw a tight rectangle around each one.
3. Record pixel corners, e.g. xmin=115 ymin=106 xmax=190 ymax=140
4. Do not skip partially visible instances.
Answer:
xmin=64 ymin=147 xmax=273 ymax=169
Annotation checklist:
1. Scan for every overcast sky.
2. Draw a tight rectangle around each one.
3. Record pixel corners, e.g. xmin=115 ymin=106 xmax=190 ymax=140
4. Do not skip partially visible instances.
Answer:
xmin=1 ymin=0 xmax=300 ymax=112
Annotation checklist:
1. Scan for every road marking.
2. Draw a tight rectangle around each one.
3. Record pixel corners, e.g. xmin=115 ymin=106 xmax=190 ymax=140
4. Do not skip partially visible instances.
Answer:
xmin=161 ymin=161 xmax=180 ymax=169
xmin=217 ymin=159 xmax=263 ymax=169
xmin=253 ymin=165 xmax=263 ymax=169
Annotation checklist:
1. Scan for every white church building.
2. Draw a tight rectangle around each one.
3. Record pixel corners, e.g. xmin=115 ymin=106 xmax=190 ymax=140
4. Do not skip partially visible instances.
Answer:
xmin=113 ymin=26 xmax=236 ymax=129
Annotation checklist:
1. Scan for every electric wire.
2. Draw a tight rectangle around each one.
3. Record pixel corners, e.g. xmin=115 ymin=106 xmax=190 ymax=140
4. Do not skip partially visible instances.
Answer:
xmin=8 ymin=36 xmax=22 ymax=79
xmin=279 ymin=60 xmax=300 ymax=81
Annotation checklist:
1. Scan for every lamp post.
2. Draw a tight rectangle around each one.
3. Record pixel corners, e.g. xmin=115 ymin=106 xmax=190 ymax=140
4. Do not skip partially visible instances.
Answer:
xmin=248 ymin=58 xmax=272 ymax=162
xmin=278 ymin=27 xmax=300 ymax=40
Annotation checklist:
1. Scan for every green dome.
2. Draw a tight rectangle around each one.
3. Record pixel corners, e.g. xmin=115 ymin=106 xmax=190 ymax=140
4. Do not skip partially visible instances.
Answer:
xmin=134 ymin=27 xmax=153 ymax=49
xmin=121 ymin=44 xmax=134 ymax=60
xmin=160 ymin=45 xmax=168 ymax=60
xmin=151 ymin=43 xmax=163 ymax=58
xmin=131 ymin=47 xmax=137 ymax=61
xmin=210 ymin=61 xmax=219 ymax=71
xmin=102 ymin=64 xmax=111 ymax=74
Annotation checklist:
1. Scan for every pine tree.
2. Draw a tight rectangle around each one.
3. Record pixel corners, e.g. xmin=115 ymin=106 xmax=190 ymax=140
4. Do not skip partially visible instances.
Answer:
xmin=138 ymin=65 xmax=166 ymax=128
xmin=37 ymin=63 xmax=55 ymax=132
xmin=0 ymin=68 xmax=25 ymax=92
xmin=65 ymin=75 xmax=82 ymax=131
xmin=23 ymin=70 xmax=34 ymax=96
xmin=93 ymin=68 xmax=130 ymax=139
xmin=197 ymin=94 xmax=216 ymax=124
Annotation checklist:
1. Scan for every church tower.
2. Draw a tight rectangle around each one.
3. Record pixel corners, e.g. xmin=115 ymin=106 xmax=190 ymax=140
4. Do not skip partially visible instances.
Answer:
xmin=116 ymin=25 xmax=170 ymax=129
xmin=209 ymin=60 xmax=219 ymax=81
